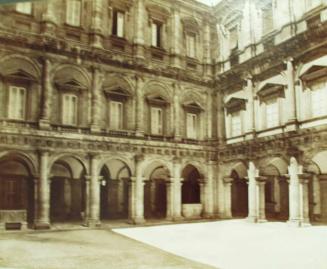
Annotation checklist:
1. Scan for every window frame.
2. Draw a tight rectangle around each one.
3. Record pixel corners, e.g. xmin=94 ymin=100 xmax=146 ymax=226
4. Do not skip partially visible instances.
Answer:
xmin=109 ymin=100 xmax=124 ymax=130
xmin=310 ymin=79 xmax=327 ymax=118
xmin=231 ymin=111 xmax=242 ymax=137
xmin=150 ymin=106 xmax=163 ymax=135
xmin=151 ymin=21 xmax=162 ymax=48
xmin=265 ymin=98 xmax=280 ymax=129
xmin=112 ymin=9 xmax=125 ymax=38
xmin=16 ymin=2 xmax=32 ymax=15
xmin=66 ymin=0 xmax=82 ymax=27
xmin=62 ymin=93 xmax=78 ymax=126
xmin=8 ymin=85 xmax=27 ymax=121
xmin=186 ymin=32 xmax=196 ymax=59
xmin=186 ymin=112 xmax=198 ymax=139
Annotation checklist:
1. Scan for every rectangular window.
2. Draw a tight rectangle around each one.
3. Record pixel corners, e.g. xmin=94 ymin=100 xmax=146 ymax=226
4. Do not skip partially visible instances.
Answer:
xmin=8 ymin=86 xmax=26 ymax=120
xmin=151 ymin=107 xmax=163 ymax=135
xmin=186 ymin=33 xmax=196 ymax=58
xmin=151 ymin=22 xmax=162 ymax=47
xmin=16 ymin=2 xmax=32 ymax=14
xmin=186 ymin=113 xmax=197 ymax=139
xmin=66 ymin=0 xmax=81 ymax=27
xmin=110 ymin=101 xmax=123 ymax=130
xmin=62 ymin=94 xmax=78 ymax=125
xmin=311 ymin=81 xmax=327 ymax=117
xmin=113 ymin=10 xmax=125 ymax=38
xmin=231 ymin=112 xmax=241 ymax=137
xmin=266 ymin=100 xmax=279 ymax=128
xmin=229 ymin=26 xmax=238 ymax=50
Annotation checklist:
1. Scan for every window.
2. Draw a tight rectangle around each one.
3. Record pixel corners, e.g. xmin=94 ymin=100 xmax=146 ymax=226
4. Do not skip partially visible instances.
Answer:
xmin=66 ymin=0 xmax=81 ymax=27
xmin=112 ymin=10 xmax=125 ymax=38
xmin=311 ymin=80 xmax=327 ymax=117
xmin=186 ymin=33 xmax=196 ymax=58
xmin=186 ymin=113 xmax=197 ymax=139
xmin=16 ymin=2 xmax=32 ymax=14
xmin=151 ymin=107 xmax=163 ymax=135
xmin=152 ymin=22 xmax=162 ymax=47
xmin=231 ymin=111 xmax=241 ymax=137
xmin=8 ymin=86 xmax=26 ymax=120
xmin=266 ymin=100 xmax=279 ymax=128
xmin=62 ymin=94 xmax=78 ymax=125
xmin=229 ymin=26 xmax=238 ymax=50
xmin=110 ymin=101 xmax=123 ymax=130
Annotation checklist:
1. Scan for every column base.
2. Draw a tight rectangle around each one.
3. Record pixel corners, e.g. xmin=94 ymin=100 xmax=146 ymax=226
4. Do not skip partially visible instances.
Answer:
xmin=39 ymin=119 xmax=51 ymax=130
xmin=202 ymin=213 xmax=215 ymax=219
xmin=128 ymin=217 xmax=145 ymax=225
xmin=135 ymin=131 xmax=144 ymax=137
xmin=246 ymin=216 xmax=257 ymax=223
xmin=287 ymin=219 xmax=311 ymax=227
xmin=85 ymin=219 xmax=101 ymax=228
xmin=34 ymin=222 xmax=51 ymax=230
xmin=257 ymin=218 xmax=267 ymax=223
xmin=172 ymin=216 xmax=184 ymax=222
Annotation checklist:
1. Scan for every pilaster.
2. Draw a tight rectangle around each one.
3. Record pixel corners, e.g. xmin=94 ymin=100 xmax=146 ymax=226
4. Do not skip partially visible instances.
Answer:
xmin=90 ymin=68 xmax=104 ymax=132
xmin=39 ymin=58 xmax=52 ymax=130
xmin=223 ymin=177 xmax=233 ymax=219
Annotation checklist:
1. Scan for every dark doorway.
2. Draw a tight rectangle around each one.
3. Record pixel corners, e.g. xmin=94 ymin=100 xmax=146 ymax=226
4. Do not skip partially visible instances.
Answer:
xmin=231 ymin=170 xmax=248 ymax=217
xmin=182 ymin=165 xmax=201 ymax=204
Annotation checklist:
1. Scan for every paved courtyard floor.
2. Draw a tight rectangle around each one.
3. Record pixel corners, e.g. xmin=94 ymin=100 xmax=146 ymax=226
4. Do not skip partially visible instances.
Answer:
xmin=114 ymin=219 xmax=327 ymax=269
xmin=0 ymin=229 xmax=215 ymax=269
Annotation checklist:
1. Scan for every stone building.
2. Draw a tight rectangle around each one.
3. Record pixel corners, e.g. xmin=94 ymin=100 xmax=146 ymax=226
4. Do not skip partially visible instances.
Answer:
xmin=0 ymin=0 xmax=326 ymax=230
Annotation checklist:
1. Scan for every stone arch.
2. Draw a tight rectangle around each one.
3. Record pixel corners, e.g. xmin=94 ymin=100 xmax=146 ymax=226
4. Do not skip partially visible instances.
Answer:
xmin=98 ymin=157 xmax=132 ymax=220
xmin=52 ymin=64 xmax=91 ymax=88
xmin=142 ymin=159 xmax=172 ymax=219
xmin=97 ymin=155 xmax=133 ymax=176
xmin=259 ymin=157 xmax=288 ymax=176
xmin=143 ymin=80 xmax=172 ymax=102
xmin=103 ymin=74 xmax=135 ymax=95
xmin=181 ymin=164 xmax=202 ymax=204
xmin=0 ymin=54 xmax=41 ymax=80
xmin=0 ymin=151 xmax=37 ymax=227
xmin=227 ymin=161 xmax=248 ymax=218
xmin=49 ymin=154 xmax=87 ymax=222
xmin=49 ymin=153 xmax=88 ymax=175
xmin=312 ymin=151 xmax=327 ymax=174
xmin=180 ymin=89 xmax=205 ymax=109
xmin=0 ymin=151 xmax=37 ymax=176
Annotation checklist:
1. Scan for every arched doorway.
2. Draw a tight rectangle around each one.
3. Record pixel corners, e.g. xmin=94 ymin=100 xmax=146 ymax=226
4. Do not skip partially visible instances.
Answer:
xmin=181 ymin=164 xmax=202 ymax=219
xmin=99 ymin=159 xmax=130 ymax=220
xmin=50 ymin=157 xmax=86 ymax=223
xmin=0 ymin=155 xmax=35 ymax=228
xmin=231 ymin=169 xmax=248 ymax=217
xmin=144 ymin=166 xmax=169 ymax=219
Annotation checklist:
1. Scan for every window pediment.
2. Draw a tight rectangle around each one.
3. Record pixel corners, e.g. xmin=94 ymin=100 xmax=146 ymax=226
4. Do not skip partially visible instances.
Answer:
xmin=2 ymin=69 xmax=37 ymax=83
xmin=104 ymin=87 xmax=130 ymax=101
xmin=146 ymin=4 xmax=170 ymax=22
xmin=183 ymin=102 xmax=203 ymax=114
xmin=109 ymin=0 xmax=133 ymax=12
xmin=257 ymin=83 xmax=285 ymax=101
xmin=182 ymin=17 xmax=200 ymax=33
xmin=225 ymin=97 xmax=246 ymax=114
xmin=300 ymin=65 xmax=327 ymax=83
xmin=55 ymin=78 xmax=87 ymax=92
xmin=147 ymin=95 xmax=168 ymax=107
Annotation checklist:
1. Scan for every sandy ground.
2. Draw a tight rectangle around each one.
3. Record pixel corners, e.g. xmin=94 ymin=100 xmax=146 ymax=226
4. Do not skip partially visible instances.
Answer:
xmin=0 ymin=229 xmax=215 ymax=269
xmin=114 ymin=219 xmax=327 ymax=269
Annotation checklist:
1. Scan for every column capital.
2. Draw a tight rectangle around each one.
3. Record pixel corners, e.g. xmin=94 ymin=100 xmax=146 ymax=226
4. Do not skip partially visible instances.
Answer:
xmin=223 ymin=177 xmax=234 ymax=184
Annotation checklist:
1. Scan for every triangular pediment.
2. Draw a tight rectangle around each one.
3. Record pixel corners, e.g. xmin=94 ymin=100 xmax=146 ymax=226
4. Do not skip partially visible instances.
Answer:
xmin=183 ymin=102 xmax=203 ymax=113
xmin=104 ymin=86 xmax=130 ymax=100
xmin=300 ymin=65 xmax=327 ymax=82
xmin=224 ymin=97 xmax=247 ymax=114
xmin=257 ymin=83 xmax=285 ymax=101
xmin=146 ymin=95 xmax=168 ymax=106
xmin=6 ymin=69 xmax=36 ymax=81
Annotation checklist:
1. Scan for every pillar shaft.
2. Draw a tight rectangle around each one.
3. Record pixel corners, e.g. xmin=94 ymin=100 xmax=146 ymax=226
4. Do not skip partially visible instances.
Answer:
xmin=312 ymin=174 xmax=321 ymax=217
xmin=35 ymin=151 xmax=50 ymax=229
xmin=247 ymin=164 xmax=258 ymax=222
xmin=223 ymin=177 xmax=233 ymax=219
xmin=286 ymin=60 xmax=297 ymax=123
xmin=91 ymin=68 xmax=103 ymax=131
xmin=173 ymin=85 xmax=181 ymax=140
xmin=39 ymin=59 xmax=52 ymax=128
xmin=166 ymin=181 xmax=174 ymax=220
xmin=135 ymin=77 xmax=144 ymax=136
xmin=273 ymin=176 xmax=281 ymax=213
xmin=170 ymin=7 xmax=181 ymax=68
xmin=87 ymin=155 xmax=101 ymax=227
xmin=257 ymin=180 xmax=267 ymax=222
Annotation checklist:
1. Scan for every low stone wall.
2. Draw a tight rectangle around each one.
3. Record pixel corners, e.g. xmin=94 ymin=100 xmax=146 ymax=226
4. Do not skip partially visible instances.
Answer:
xmin=182 ymin=204 xmax=203 ymax=219
xmin=0 ymin=210 xmax=27 ymax=230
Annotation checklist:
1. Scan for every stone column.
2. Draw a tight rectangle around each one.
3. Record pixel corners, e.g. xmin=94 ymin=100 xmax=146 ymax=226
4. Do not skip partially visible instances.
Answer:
xmin=287 ymin=157 xmax=311 ymax=227
xmin=312 ymin=174 xmax=321 ymax=219
xmin=223 ymin=177 xmax=234 ymax=219
xmin=203 ymin=19 xmax=212 ymax=77
xmin=86 ymin=154 xmax=101 ymax=227
xmin=166 ymin=180 xmax=174 ymax=220
xmin=246 ymin=78 xmax=255 ymax=138
xmin=173 ymin=84 xmax=181 ymax=141
xmin=256 ymin=178 xmax=267 ymax=223
xmin=41 ymin=0 xmax=57 ymax=35
xmin=172 ymin=158 xmax=183 ymax=220
xmin=216 ymin=89 xmax=226 ymax=143
xmin=206 ymin=92 xmax=213 ymax=140
xmin=117 ymin=180 xmax=124 ymax=214
xmin=135 ymin=76 xmax=144 ymax=136
xmin=91 ymin=68 xmax=104 ymax=132
xmin=203 ymin=162 xmax=215 ymax=218
xmin=90 ymin=0 xmax=104 ymax=48
xmin=247 ymin=162 xmax=258 ymax=222
xmin=129 ymin=155 xmax=145 ymax=224
xmin=133 ymin=0 xmax=145 ymax=60
xmin=34 ymin=150 xmax=50 ymax=229
xmin=273 ymin=176 xmax=281 ymax=213
xmin=170 ymin=6 xmax=181 ymax=68
xmin=150 ymin=181 xmax=156 ymax=213
xmin=39 ymin=58 xmax=52 ymax=129
xmin=285 ymin=59 xmax=298 ymax=131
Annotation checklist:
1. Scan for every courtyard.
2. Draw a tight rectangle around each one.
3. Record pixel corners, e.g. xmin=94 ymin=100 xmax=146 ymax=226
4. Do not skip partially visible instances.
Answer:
xmin=1 ymin=220 xmax=327 ymax=269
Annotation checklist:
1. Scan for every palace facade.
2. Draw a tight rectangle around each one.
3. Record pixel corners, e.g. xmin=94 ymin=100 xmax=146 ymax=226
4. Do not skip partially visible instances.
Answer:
xmin=0 ymin=0 xmax=326 ymax=229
